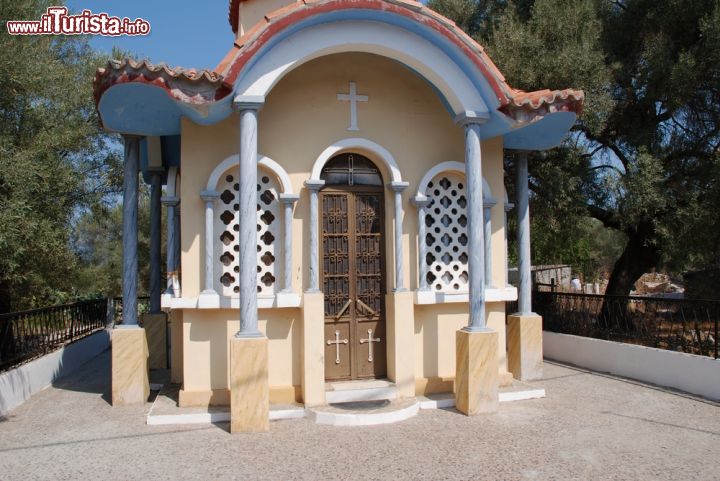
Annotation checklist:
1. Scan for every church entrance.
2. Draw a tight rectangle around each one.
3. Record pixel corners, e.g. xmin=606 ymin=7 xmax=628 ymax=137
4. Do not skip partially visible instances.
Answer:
xmin=320 ymin=153 xmax=386 ymax=381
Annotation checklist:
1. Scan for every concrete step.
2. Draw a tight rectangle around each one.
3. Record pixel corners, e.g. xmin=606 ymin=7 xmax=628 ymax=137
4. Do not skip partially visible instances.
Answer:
xmin=417 ymin=382 xmax=546 ymax=410
xmin=307 ymin=398 xmax=419 ymax=426
xmin=325 ymin=379 xmax=398 ymax=404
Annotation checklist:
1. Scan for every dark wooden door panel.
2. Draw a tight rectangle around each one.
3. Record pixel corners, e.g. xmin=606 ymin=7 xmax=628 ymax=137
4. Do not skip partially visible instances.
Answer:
xmin=322 ymin=189 xmax=386 ymax=381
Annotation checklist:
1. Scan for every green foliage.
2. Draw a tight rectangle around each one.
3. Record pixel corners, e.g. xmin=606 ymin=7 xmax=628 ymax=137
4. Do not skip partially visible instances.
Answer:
xmin=0 ymin=0 xmax=122 ymax=312
xmin=433 ymin=0 xmax=720 ymax=294
xmin=72 ymin=187 xmax=161 ymax=299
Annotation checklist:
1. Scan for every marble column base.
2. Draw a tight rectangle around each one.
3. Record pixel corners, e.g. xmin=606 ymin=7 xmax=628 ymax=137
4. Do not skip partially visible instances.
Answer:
xmin=141 ymin=313 xmax=167 ymax=370
xmin=386 ymin=290 xmax=415 ymax=398
xmin=455 ymin=329 xmax=499 ymax=415
xmin=111 ymin=326 xmax=149 ymax=406
xmin=301 ymin=291 xmax=326 ymax=407
xmin=507 ymin=313 xmax=544 ymax=381
xmin=230 ymin=335 xmax=269 ymax=433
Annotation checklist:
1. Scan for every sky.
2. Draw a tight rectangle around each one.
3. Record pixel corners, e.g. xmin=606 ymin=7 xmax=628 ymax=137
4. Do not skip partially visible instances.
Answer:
xmin=65 ymin=0 xmax=234 ymax=70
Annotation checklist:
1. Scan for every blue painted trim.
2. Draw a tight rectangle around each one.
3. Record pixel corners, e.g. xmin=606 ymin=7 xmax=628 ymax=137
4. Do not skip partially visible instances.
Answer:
xmin=97 ymin=9 xmax=575 ymax=148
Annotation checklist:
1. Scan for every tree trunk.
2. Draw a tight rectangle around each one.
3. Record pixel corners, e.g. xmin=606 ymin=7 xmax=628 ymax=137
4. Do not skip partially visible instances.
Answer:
xmin=601 ymin=224 xmax=661 ymax=329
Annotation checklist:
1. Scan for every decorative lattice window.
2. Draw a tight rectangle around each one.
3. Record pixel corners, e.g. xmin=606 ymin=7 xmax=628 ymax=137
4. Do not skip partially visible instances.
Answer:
xmin=216 ymin=169 xmax=280 ymax=296
xmin=424 ymin=173 xmax=469 ymax=292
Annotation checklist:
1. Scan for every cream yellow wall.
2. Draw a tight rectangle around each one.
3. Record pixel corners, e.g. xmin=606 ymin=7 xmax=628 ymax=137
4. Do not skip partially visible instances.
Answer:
xmin=182 ymin=309 xmax=300 ymax=393
xmin=177 ymin=52 xmax=511 ymax=395
xmin=413 ymin=302 xmax=507 ymax=381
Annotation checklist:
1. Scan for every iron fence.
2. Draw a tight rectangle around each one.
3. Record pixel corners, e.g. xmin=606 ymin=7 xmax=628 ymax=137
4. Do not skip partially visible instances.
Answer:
xmin=530 ymin=291 xmax=719 ymax=359
xmin=111 ymin=296 xmax=151 ymax=325
xmin=0 ymin=298 xmax=110 ymax=371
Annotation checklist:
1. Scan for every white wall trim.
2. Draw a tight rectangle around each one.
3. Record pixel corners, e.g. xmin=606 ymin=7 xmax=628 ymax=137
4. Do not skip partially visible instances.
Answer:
xmin=310 ymin=137 xmax=402 ymax=183
xmin=414 ymin=286 xmax=517 ymax=304
xmin=162 ymin=294 xmax=302 ymax=310
xmin=0 ymin=330 xmax=110 ymax=415
xmin=206 ymin=154 xmax=294 ymax=194
xmin=234 ymin=20 xmax=488 ymax=117
xmin=543 ymin=331 xmax=720 ymax=401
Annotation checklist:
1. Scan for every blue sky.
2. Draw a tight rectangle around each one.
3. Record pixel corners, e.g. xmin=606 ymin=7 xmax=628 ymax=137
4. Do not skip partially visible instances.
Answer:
xmin=66 ymin=0 xmax=234 ymax=70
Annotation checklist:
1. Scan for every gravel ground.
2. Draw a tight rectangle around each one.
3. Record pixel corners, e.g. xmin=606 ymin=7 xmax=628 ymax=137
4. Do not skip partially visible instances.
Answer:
xmin=0 ymin=350 xmax=718 ymax=481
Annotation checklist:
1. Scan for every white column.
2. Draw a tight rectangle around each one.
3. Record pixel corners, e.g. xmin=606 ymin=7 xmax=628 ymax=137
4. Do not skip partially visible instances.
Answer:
xmin=304 ymin=179 xmax=325 ymax=292
xmin=235 ymin=101 xmax=263 ymax=337
xmin=199 ymin=190 xmax=219 ymax=298
xmin=279 ymin=193 xmax=299 ymax=292
xmin=516 ymin=152 xmax=533 ymax=315
xmin=461 ymin=121 xmax=487 ymax=331
xmin=149 ymin=168 xmax=163 ymax=314
xmin=121 ymin=135 xmax=140 ymax=326
xmin=161 ymin=195 xmax=180 ymax=296
xmin=483 ymin=200 xmax=496 ymax=289
xmin=389 ymin=182 xmax=409 ymax=292
xmin=504 ymin=201 xmax=514 ymax=287
xmin=411 ymin=196 xmax=431 ymax=291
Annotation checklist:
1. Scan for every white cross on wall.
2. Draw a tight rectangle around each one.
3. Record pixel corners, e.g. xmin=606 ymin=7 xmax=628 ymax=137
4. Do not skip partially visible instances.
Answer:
xmin=337 ymin=81 xmax=368 ymax=131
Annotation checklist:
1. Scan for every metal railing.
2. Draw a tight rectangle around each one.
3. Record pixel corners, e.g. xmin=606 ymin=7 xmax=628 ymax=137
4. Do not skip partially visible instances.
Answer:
xmin=111 ymin=296 xmax=150 ymax=325
xmin=532 ymin=291 xmax=719 ymax=359
xmin=0 ymin=298 xmax=110 ymax=371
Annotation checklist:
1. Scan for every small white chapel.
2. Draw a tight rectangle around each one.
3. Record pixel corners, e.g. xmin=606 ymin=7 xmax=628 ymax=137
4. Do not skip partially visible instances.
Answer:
xmin=93 ymin=0 xmax=584 ymax=431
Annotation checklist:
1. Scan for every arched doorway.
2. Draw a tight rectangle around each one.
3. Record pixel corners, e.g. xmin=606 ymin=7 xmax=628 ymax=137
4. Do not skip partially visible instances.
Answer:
xmin=320 ymin=153 xmax=386 ymax=381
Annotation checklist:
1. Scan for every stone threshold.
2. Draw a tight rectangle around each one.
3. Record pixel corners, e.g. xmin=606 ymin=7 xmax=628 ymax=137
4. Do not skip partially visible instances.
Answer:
xmin=146 ymin=380 xmax=545 ymax=427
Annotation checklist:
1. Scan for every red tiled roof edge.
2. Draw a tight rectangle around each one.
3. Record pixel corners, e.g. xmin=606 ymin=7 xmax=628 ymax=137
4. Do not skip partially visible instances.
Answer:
xmin=93 ymin=58 xmax=232 ymax=107
xmin=220 ymin=0 xmax=584 ymax=118
xmin=501 ymin=89 xmax=585 ymax=122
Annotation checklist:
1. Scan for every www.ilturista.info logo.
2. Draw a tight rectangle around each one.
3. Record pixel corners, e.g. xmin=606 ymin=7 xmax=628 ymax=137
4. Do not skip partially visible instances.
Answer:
xmin=6 ymin=7 xmax=150 ymax=36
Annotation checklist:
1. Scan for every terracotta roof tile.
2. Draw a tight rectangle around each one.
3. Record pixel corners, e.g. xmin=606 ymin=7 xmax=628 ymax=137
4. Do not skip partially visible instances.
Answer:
xmin=94 ymin=1 xmax=583 ymax=129
xmin=93 ymin=58 xmax=229 ymax=107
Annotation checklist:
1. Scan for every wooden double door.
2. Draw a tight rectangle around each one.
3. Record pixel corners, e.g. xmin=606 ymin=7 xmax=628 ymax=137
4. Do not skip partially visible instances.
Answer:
xmin=321 ymin=187 xmax=386 ymax=381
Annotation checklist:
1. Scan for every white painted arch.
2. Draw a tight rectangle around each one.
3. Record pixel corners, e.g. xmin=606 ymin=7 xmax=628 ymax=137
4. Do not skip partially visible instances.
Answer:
xmin=310 ymin=137 xmax=402 ymax=184
xmin=234 ymin=20 xmax=489 ymax=118
xmin=206 ymin=154 xmax=294 ymax=194
xmin=166 ymin=166 xmax=179 ymax=197
xmin=415 ymin=161 xmax=494 ymax=202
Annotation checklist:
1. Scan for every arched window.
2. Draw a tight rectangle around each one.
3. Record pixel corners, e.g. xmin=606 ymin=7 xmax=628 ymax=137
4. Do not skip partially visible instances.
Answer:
xmin=423 ymin=172 xmax=469 ymax=292
xmin=215 ymin=167 xmax=281 ymax=297
xmin=415 ymin=162 xmax=495 ymax=296
xmin=320 ymin=153 xmax=383 ymax=186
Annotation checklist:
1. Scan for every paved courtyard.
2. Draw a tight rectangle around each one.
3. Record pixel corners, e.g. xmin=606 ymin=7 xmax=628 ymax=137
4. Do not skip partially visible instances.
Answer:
xmin=0 ymin=350 xmax=718 ymax=481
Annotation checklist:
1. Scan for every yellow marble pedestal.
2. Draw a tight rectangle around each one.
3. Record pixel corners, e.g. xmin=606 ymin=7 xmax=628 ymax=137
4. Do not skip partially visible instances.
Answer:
xmin=455 ymin=329 xmax=499 ymax=415
xmin=301 ymin=291 xmax=326 ymax=407
xmin=507 ymin=313 xmax=544 ymax=381
xmin=111 ymin=326 xmax=149 ymax=406
xmin=230 ymin=335 xmax=269 ymax=433
xmin=141 ymin=313 xmax=167 ymax=370
xmin=386 ymin=290 xmax=415 ymax=398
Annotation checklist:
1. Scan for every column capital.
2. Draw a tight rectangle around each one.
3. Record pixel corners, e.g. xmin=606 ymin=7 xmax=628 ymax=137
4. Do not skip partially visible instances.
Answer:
xmin=304 ymin=179 xmax=325 ymax=191
xmin=200 ymin=190 xmax=220 ymax=202
xmin=411 ymin=195 xmax=431 ymax=207
xmin=278 ymin=193 xmax=300 ymax=204
xmin=454 ymin=110 xmax=490 ymax=126
xmin=161 ymin=195 xmax=180 ymax=207
xmin=233 ymin=95 xmax=265 ymax=111
xmin=504 ymin=202 xmax=515 ymax=212
xmin=388 ymin=181 xmax=410 ymax=193
xmin=483 ymin=199 xmax=497 ymax=209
